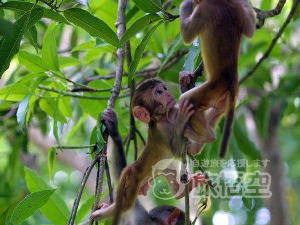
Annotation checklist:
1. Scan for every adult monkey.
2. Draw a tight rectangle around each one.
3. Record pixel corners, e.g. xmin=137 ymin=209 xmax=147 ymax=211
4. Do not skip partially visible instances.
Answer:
xmin=91 ymin=79 xmax=221 ymax=225
xmin=91 ymin=108 xmax=186 ymax=224
xmin=179 ymin=0 xmax=255 ymax=157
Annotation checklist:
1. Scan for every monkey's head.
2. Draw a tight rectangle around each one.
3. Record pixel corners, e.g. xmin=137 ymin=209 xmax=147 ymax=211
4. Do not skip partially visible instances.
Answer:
xmin=132 ymin=78 xmax=176 ymax=123
xmin=149 ymin=206 xmax=186 ymax=225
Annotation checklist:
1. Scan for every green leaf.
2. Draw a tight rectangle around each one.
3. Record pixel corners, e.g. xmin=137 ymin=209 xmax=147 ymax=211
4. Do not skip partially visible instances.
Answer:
xmin=231 ymin=133 xmax=246 ymax=173
xmin=183 ymin=43 xmax=201 ymax=71
xmin=78 ymin=80 xmax=108 ymax=118
xmin=66 ymin=114 xmax=88 ymax=143
xmin=64 ymin=8 xmax=119 ymax=46
xmin=2 ymin=1 xmax=69 ymax=23
xmin=119 ymin=13 xmax=162 ymax=47
xmin=53 ymin=94 xmax=62 ymax=147
xmin=0 ymin=205 xmax=14 ymax=225
xmin=254 ymin=97 xmax=271 ymax=141
xmin=42 ymin=22 xmax=60 ymax=71
xmin=157 ymin=35 xmax=182 ymax=75
xmin=234 ymin=121 xmax=262 ymax=160
xmin=48 ymin=147 xmax=56 ymax=179
xmin=16 ymin=76 xmax=47 ymax=126
xmin=128 ymin=21 xmax=162 ymax=85
xmin=39 ymin=98 xmax=67 ymax=123
xmin=132 ymin=0 xmax=162 ymax=13
xmin=0 ymin=17 xmax=14 ymax=37
xmin=71 ymin=40 xmax=96 ymax=52
xmin=16 ymin=94 xmax=30 ymax=127
xmin=25 ymin=26 xmax=38 ymax=51
xmin=10 ymin=190 xmax=55 ymax=225
xmin=171 ymin=0 xmax=181 ymax=8
xmin=18 ymin=51 xmax=47 ymax=72
xmin=0 ymin=73 xmax=45 ymax=101
xmin=125 ymin=5 xmax=140 ymax=23
xmin=75 ymin=196 xmax=95 ymax=224
xmin=0 ymin=8 xmax=44 ymax=78
xmin=24 ymin=168 xmax=69 ymax=225
xmin=58 ymin=56 xmax=81 ymax=68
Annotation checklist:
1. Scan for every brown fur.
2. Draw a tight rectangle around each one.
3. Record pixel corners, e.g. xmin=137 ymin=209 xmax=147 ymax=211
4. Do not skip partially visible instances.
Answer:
xmin=180 ymin=0 xmax=255 ymax=157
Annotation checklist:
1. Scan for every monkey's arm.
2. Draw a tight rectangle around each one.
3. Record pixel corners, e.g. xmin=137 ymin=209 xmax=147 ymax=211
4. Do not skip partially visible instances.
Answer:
xmin=180 ymin=0 xmax=203 ymax=43
xmin=239 ymin=0 xmax=256 ymax=38
xmin=171 ymin=100 xmax=195 ymax=156
xmin=102 ymin=108 xmax=127 ymax=179
xmin=184 ymin=107 xmax=225 ymax=155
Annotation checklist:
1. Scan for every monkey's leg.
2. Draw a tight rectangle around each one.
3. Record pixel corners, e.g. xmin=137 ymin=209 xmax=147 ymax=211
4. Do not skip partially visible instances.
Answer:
xmin=180 ymin=80 xmax=229 ymax=142
xmin=186 ymin=107 xmax=226 ymax=155
xmin=180 ymin=80 xmax=229 ymax=109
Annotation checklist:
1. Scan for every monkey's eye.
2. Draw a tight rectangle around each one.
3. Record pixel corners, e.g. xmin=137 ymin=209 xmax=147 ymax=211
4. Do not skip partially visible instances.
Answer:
xmin=155 ymin=90 xmax=162 ymax=96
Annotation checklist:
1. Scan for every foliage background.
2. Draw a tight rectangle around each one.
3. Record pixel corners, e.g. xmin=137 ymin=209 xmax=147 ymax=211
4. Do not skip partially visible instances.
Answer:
xmin=0 ymin=0 xmax=299 ymax=224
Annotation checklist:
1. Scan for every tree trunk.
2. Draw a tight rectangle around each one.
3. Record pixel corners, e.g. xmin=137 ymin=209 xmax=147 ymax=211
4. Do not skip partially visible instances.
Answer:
xmin=261 ymin=101 xmax=290 ymax=225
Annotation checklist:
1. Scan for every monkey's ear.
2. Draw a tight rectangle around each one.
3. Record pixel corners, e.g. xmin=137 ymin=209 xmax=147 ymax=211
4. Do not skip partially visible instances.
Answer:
xmin=167 ymin=208 xmax=181 ymax=225
xmin=133 ymin=106 xmax=150 ymax=123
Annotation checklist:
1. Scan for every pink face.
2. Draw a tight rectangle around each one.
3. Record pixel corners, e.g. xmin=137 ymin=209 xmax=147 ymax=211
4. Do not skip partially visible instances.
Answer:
xmin=152 ymin=83 xmax=176 ymax=111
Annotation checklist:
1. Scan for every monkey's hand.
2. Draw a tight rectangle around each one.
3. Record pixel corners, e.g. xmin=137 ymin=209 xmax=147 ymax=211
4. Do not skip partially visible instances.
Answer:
xmin=175 ymin=99 xmax=195 ymax=130
xmin=179 ymin=71 xmax=195 ymax=93
xmin=102 ymin=108 xmax=119 ymax=137
xmin=138 ymin=179 xmax=153 ymax=196
xmin=172 ymin=100 xmax=195 ymax=155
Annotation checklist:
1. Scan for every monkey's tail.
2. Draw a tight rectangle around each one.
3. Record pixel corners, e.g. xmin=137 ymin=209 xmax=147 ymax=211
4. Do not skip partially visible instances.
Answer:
xmin=111 ymin=176 xmax=125 ymax=225
xmin=219 ymin=84 xmax=237 ymax=158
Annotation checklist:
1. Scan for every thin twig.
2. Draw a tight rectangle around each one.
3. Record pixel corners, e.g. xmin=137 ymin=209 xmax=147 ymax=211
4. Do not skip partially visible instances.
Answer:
xmin=240 ymin=0 xmax=300 ymax=84
xmin=135 ymin=128 xmax=146 ymax=146
xmin=71 ymin=87 xmax=112 ymax=93
xmin=254 ymin=0 xmax=287 ymax=28
xmin=180 ymin=140 xmax=190 ymax=225
xmin=67 ymin=155 xmax=99 ymax=225
xmin=54 ymin=145 xmax=95 ymax=150
xmin=105 ymin=157 xmax=114 ymax=204
xmin=89 ymin=154 xmax=106 ymax=225
xmin=187 ymin=153 xmax=216 ymax=189
xmin=87 ymin=49 xmax=189 ymax=81
xmin=108 ymin=0 xmax=128 ymax=108
xmin=38 ymin=85 xmax=129 ymax=100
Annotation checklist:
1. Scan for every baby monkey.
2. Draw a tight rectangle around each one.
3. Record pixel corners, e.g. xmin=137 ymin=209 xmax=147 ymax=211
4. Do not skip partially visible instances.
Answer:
xmin=92 ymin=108 xmax=186 ymax=225
xmin=180 ymin=0 xmax=255 ymax=157
xmin=91 ymin=79 xmax=222 ymax=225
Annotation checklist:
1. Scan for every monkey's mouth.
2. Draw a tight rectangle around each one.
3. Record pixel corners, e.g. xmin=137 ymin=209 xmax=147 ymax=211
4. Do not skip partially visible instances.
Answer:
xmin=167 ymin=98 xmax=176 ymax=106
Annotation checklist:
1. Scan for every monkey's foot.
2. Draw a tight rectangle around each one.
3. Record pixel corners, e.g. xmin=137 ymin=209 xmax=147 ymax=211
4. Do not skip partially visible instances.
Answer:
xmin=190 ymin=173 xmax=206 ymax=187
xmin=187 ymin=141 xmax=204 ymax=156
xmin=179 ymin=71 xmax=195 ymax=93
xmin=138 ymin=179 xmax=153 ymax=196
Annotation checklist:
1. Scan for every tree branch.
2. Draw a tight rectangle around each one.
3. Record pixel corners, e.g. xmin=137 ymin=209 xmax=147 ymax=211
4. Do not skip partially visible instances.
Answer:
xmin=87 ymin=49 xmax=189 ymax=81
xmin=38 ymin=85 xmax=129 ymax=100
xmin=240 ymin=0 xmax=300 ymax=84
xmin=68 ymin=155 xmax=99 ymax=225
xmin=108 ymin=0 xmax=128 ymax=108
xmin=254 ymin=0 xmax=287 ymax=28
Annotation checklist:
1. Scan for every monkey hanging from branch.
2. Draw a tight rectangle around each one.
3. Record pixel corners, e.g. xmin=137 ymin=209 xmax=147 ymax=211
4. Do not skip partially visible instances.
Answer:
xmin=179 ymin=0 xmax=255 ymax=158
